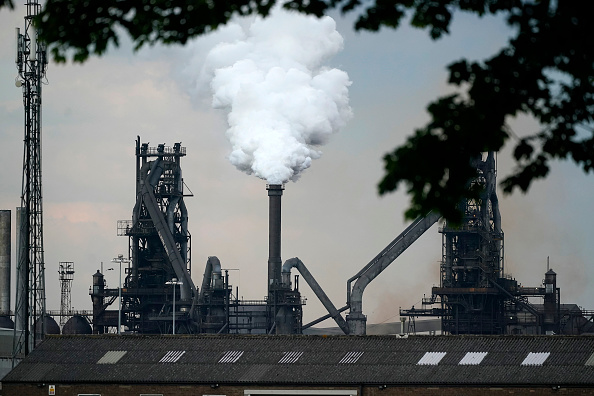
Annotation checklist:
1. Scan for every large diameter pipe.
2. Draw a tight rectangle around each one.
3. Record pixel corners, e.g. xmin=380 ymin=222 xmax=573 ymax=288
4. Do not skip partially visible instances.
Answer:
xmin=267 ymin=184 xmax=284 ymax=298
xmin=347 ymin=211 xmax=441 ymax=335
xmin=0 ymin=210 xmax=10 ymax=314
xmin=282 ymin=257 xmax=349 ymax=334
xmin=15 ymin=207 xmax=26 ymax=331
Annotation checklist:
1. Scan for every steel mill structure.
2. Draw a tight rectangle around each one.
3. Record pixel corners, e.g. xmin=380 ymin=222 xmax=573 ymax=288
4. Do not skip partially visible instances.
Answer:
xmin=400 ymin=153 xmax=594 ymax=335
xmin=85 ymin=141 xmax=594 ymax=336
xmin=89 ymin=138 xmax=305 ymax=335
xmin=4 ymin=135 xmax=594 ymax=343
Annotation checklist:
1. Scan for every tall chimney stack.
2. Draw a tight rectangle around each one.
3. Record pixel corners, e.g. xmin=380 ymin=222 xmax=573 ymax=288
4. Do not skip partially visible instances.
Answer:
xmin=267 ymin=184 xmax=284 ymax=299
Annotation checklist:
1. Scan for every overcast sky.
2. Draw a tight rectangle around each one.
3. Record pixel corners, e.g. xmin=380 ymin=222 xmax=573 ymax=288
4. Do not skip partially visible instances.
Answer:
xmin=1 ymin=4 xmax=592 ymax=328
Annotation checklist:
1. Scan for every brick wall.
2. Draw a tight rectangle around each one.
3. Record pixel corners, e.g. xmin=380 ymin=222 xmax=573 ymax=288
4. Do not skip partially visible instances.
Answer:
xmin=3 ymin=383 xmax=594 ymax=396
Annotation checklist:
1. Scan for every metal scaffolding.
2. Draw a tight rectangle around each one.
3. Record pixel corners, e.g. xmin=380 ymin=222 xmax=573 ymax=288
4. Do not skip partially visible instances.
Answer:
xmin=58 ymin=262 xmax=75 ymax=327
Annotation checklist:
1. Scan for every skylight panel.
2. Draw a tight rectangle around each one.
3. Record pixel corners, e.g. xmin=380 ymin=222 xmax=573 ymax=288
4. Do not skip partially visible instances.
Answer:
xmin=417 ymin=352 xmax=446 ymax=365
xmin=459 ymin=352 xmax=488 ymax=365
xmin=159 ymin=350 xmax=186 ymax=363
xmin=97 ymin=350 xmax=127 ymax=364
xmin=339 ymin=351 xmax=364 ymax=364
xmin=279 ymin=351 xmax=303 ymax=364
xmin=219 ymin=350 xmax=244 ymax=363
xmin=521 ymin=352 xmax=550 ymax=366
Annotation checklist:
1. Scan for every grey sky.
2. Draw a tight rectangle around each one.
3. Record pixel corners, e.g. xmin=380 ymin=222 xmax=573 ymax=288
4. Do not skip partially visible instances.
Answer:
xmin=0 ymin=5 xmax=592 ymax=327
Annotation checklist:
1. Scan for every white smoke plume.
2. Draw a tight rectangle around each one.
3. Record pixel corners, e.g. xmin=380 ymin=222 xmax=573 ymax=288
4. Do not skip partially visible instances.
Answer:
xmin=202 ymin=6 xmax=352 ymax=184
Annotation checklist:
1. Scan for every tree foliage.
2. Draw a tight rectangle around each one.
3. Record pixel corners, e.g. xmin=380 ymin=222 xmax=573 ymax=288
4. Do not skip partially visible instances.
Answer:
xmin=294 ymin=1 xmax=594 ymax=222
xmin=34 ymin=0 xmax=277 ymax=63
xmin=4 ymin=0 xmax=593 ymax=222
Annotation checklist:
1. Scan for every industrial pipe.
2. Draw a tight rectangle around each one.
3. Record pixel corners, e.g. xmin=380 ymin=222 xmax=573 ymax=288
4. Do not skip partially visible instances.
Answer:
xmin=179 ymin=199 xmax=189 ymax=267
xmin=199 ymin=256 xmax=223 ymax=303
xmin=147 ymin=145 xmax=164 ymax=187
xmin=282 ymin=257 xmax=349 ymax=334
xmin=347 ymin=212 xmax=441 ymax=335
xmin=15 ymin=207 xmax=26 ymax=332
xmin=141 ymin=185 xmax=196 ymax=300
xmin=0 ymin=210 xmax=10 ymax=315
xmin=166 ymin=197 xmax=181 ymax=234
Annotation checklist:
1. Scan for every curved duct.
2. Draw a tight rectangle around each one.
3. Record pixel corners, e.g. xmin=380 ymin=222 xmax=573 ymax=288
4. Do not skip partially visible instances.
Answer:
xmin=200 ymin=256 xmax=222 ymax=301
xmin=140 ymin=184 xmax=196 ymax=300
xmin=211 ymin=256 xmax=222 ymax=289
xmin=179 ymin=199 xmax=189 ymax=265
xmin=166 ymin=197 xmax=181 ymax=234
xmin=133 ymin=161 xmax=152 ymax=223
xmin=486 ymin=152 xmax=502 ymax=234
xmin=140 ymin=146 xmax=196 ymax=299
xmin=130 ymin=161 xmax=153 ymax=284
xmin=347 ymin=212 xmax=441 ymax=335
xmin=281 ymin=257 xmax=349 ymax=334
xmin=147 ymin=145 xmax=164 ymax=187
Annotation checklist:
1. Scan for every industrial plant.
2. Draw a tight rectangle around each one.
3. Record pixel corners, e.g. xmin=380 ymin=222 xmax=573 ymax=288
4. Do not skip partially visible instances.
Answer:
xmin=2 ymin=133 xmax=594 ymax=342
xmin=3 ymin=0 xmax=594 ymax=394
xmin=79 ymin=141 xmax=594 ymax=337
xmin=5 ymin=138 xmax=591 ymax=339
xmin=1 ymin=3 xmax=592 ymax=345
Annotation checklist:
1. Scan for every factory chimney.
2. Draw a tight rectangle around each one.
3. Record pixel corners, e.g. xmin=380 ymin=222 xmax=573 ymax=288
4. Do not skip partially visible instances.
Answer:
xmin=267 ymin=184 xmax=284 ymax=300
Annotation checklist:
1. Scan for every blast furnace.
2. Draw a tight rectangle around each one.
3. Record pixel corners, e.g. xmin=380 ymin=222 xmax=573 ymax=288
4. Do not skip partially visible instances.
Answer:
xmin=90 ymin=137 xmax=304 ymax=334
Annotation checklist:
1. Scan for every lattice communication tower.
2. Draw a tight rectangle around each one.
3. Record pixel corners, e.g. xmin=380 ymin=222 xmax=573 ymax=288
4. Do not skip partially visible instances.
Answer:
xmin=13 ymin=0 xmax=48 ymax=363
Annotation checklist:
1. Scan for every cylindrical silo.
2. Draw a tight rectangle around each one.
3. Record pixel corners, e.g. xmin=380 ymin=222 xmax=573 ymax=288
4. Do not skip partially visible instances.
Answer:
xmin=15 ymin=207 xmax=27 ymax=331
xmin=0 ymin=210 xmax=10 ymax=315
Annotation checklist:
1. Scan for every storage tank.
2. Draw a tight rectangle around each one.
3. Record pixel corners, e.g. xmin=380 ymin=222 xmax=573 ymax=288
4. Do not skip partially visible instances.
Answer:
xmin=62 ymin=315 xmax=92 ymax=334
xmin=0 ymin=315 xmax=14 ymax=329
xmin=36 ymin=316 xmax=60 ymax=336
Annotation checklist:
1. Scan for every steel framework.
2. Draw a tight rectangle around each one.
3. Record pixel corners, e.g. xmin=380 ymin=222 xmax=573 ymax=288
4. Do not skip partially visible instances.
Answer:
xmin=58 ymin=262 xmax=75 ymax=327
xmin=13 ymin=0 xmax=48 ymax=363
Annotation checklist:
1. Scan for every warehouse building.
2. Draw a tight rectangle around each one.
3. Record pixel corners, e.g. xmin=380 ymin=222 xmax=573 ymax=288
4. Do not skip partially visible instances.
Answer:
xmin=3 ymin=334 xmax=594 ymax=395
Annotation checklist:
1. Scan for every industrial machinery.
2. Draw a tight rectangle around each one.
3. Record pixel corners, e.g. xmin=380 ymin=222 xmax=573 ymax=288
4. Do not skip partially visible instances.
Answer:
xmin=400 ymin=152 xmax=594 ymax=335
xmin=92 ymin=138 xmax=196 ymax=334
xmin=89 ymin=142 xmax=594 ymax=336
xmin=90 ymin=138 xmax=306 ymax=335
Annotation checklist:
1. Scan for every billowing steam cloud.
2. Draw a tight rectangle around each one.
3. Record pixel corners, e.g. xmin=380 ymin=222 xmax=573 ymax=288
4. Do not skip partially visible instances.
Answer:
xmin=202 ymin=7 xmax=352 ymax=184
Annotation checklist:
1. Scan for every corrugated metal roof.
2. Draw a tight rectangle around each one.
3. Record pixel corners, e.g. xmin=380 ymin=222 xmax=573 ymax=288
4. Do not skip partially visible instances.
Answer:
xmin=586 ymin=352 xmax=594 ymax=366
xmin=4 ymin=334 xmax=594 ymax=386
xmin=97 ymin=350 xmax=127 ymax=364
xmin=279 ymin=351 xmax=303 ymax=364
xmin=458 ymin=352 xmax=488 ymax=365
xmin=417 ymin=352 xmax=446 ymax=365
xmin=219 ymin=350 xmax=244 ymax=363
xmin=521 ymin=352 xmax=550 ymax=366
xmin=159 ymin=350 xmax=185 ymax=363
xmin=338 ymin=351 xmax=364 ymax=364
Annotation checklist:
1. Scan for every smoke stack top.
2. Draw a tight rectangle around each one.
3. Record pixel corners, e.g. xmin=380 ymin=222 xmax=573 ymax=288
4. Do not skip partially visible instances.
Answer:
xmin=203 ymin=6 xmax=352 ymax=185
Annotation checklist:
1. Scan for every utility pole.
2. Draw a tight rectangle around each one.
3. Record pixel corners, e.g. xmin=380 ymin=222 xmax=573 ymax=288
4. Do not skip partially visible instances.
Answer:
xmin=13 ymin=0 xmax=48 ymax=365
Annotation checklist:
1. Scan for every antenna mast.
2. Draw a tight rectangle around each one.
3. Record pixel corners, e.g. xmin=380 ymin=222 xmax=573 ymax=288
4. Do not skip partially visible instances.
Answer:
xmin=13 ymin=0 xmax=48 ymax=364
